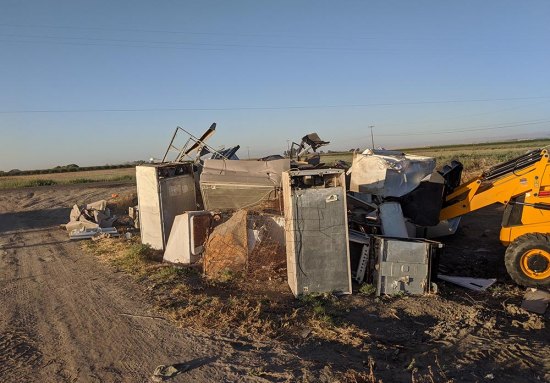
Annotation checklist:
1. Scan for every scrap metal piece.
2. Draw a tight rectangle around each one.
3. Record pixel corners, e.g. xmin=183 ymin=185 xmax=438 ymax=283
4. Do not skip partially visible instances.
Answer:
xmin=161 ymin=123 xmax=239 ymax=164
xmin=417 ymin=217 xmax=461 ymax=239
xmin=346 ymin=192 xmax=378 ymax=211
xmin=259 ymin=155 xmax=285 ymax=161
xmin=349 ymin=230 xmax=374 ymax=283
xmin=210 ymin=145 xmax=240 ymax=160
xmin=162 ymin=123 xmax=217 ymax=163
xmin=69 ymin=227 xmax=119 ymax=240
xmin=289 ymin=132 xmax=330 ymax=163
xmin=302 ymin=133 xmax=330 ymax=152
xmin=379 ymin=202 xmax=409 ymax=238
xmin=356 ymin=242 xmax=371 ymax=284
xmin=437 ymin=275 xmax=497 ymax=291
xmin=181 ymin=123 xmax=217 ymax=158
xmin=247 ymin=213 xmax=287 ymax=279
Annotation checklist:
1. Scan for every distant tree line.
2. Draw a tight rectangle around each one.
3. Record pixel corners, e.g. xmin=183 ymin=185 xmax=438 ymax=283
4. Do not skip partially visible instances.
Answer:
xmin=0 ymin=162 xmax=146 ymax=177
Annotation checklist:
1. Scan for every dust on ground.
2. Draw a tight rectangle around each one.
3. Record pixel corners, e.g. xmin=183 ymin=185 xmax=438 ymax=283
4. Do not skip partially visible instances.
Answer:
xmin=0 ymin=184 xmax=549 ymax=383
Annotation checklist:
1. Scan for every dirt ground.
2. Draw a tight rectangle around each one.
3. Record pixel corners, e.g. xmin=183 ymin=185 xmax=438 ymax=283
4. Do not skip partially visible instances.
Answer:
xmin=0 ymin=184 xmax=549 ymax=383
xmin=0 ymin=185 xmax=299 ymax=383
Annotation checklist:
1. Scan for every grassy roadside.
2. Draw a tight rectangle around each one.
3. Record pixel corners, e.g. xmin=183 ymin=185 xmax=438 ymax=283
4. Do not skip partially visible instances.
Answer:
xmin=84 ymin=238 xmax=369 ymax=344
xmin=82 ymin=236 xmax=455 ymax=382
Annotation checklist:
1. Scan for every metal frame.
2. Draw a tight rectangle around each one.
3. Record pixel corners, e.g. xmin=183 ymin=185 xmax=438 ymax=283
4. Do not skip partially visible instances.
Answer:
xmin=161 ymin=124 xmax=229 ymax=163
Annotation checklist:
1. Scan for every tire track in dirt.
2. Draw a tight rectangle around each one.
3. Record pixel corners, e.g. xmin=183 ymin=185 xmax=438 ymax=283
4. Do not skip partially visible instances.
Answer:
xmin=0 ymin=328 xmax=42 ymax=379
xmin=36 ymin=230 xmax=150 ymax=382
xmin=0 ymin=218 xmax=45 ymax=382
xmin=421 ymin=312 xmax=548 ymax=382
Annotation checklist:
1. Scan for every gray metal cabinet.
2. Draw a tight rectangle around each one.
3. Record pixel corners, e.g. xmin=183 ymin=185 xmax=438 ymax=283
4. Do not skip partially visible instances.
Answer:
xmin=373 ymin=236 xmax=441 ymax=295
xmin=283 ymin=169 xmax=352 ymax=296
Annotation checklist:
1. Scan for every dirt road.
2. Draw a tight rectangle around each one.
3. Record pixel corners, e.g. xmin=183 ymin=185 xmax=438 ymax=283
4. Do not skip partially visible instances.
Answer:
xmin=0 ymin=185 xmax=295 ymax=383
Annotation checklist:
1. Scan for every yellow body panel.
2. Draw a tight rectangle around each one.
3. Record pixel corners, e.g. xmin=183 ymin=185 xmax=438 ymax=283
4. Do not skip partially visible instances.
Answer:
xmin=500 ymin=222 xmax=550 ymax=245
xmin=440 ymin=149 xmax=550 ymax=246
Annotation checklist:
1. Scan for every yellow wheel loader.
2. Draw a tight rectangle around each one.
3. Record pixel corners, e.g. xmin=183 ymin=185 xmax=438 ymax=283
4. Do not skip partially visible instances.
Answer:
xmin=440 ymin=148 xmax=550 ymax=287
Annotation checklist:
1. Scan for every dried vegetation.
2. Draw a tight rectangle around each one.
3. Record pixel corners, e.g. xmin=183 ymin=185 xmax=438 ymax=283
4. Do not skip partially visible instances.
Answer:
xmin=84 ymin=237 xmax=371 ymax=348
xmin=0 ymin=168 xmax=135 ymax=189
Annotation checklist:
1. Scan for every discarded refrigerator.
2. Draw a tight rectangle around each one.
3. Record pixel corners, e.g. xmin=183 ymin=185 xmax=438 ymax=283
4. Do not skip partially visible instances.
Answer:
xmin=282 ymin=169 xmax=352 ymax=296
xmin=372 ymin=236 xmax=442 ymax=296
xmin=136 ymin=163 xmax=197 ymax=250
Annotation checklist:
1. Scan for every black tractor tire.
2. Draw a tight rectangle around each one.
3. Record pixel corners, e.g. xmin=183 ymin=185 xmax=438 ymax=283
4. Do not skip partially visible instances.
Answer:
xmin=505 ymin=233 xmax=550 ymax=288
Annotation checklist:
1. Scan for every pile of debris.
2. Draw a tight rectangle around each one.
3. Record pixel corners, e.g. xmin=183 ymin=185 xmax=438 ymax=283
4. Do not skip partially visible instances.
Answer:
xmin=69 ymin=123 xmax=548 ymax=306
xmin=64 ymin=200 xmax=120 ymax=240
xmin=126 ymin=124 xmax=462 ymax=298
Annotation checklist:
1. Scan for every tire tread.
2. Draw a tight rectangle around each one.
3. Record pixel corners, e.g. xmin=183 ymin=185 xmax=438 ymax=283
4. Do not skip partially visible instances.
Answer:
xmin=505 ymin=233 xmax=550 ymax=287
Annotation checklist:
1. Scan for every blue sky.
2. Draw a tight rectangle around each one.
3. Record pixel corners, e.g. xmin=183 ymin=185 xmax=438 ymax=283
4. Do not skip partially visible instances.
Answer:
xmin=1 ymin=0 xmax=549 ymax=170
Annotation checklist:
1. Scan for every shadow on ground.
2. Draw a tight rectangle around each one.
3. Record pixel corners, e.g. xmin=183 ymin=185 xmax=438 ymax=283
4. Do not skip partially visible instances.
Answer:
xmin=0 ymin=208 xmax=69 ymax=233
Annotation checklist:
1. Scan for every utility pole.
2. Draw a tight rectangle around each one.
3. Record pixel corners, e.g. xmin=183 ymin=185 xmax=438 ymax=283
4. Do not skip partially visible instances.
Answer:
xmin=368 ymin=125 xmax=375 ymax=150
xmin=247 ymin=146 xmax=250 ymax=159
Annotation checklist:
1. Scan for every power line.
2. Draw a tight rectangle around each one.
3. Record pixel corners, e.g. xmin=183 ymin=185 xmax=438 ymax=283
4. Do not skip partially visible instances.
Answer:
xmin=2 ymin=32 xmax=365 ymax=51
xmin=0 ymin=38 xmax=231 ymax=52
xmin=376 ymin=119 xmax=550 ymax=137
xmin=0 ymin=33 xmax=540 ymax=54
xmin=1 ymin=96 xmax=549 ymax=114
xmin=0 ymin=22 xmax=544 ymax=45
xmin=0 ymin=22 xmax=379 ymax=40
xmin=378 ymin=99 xmax=550 ymax=129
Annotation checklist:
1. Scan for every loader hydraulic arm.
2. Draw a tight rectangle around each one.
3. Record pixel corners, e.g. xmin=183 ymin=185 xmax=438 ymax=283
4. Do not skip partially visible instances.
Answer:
xmin=440 ymin=148 xmax=550 ymax=221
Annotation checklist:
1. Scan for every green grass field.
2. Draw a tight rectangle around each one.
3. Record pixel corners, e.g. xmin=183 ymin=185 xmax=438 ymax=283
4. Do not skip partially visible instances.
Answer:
xmin=321 ymin=139 xmax=550 ymax=178
xmin=2 ymin=138 xmax=548 ymax=189
xmin=0 ymin=168 xmax=136 ymax=189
